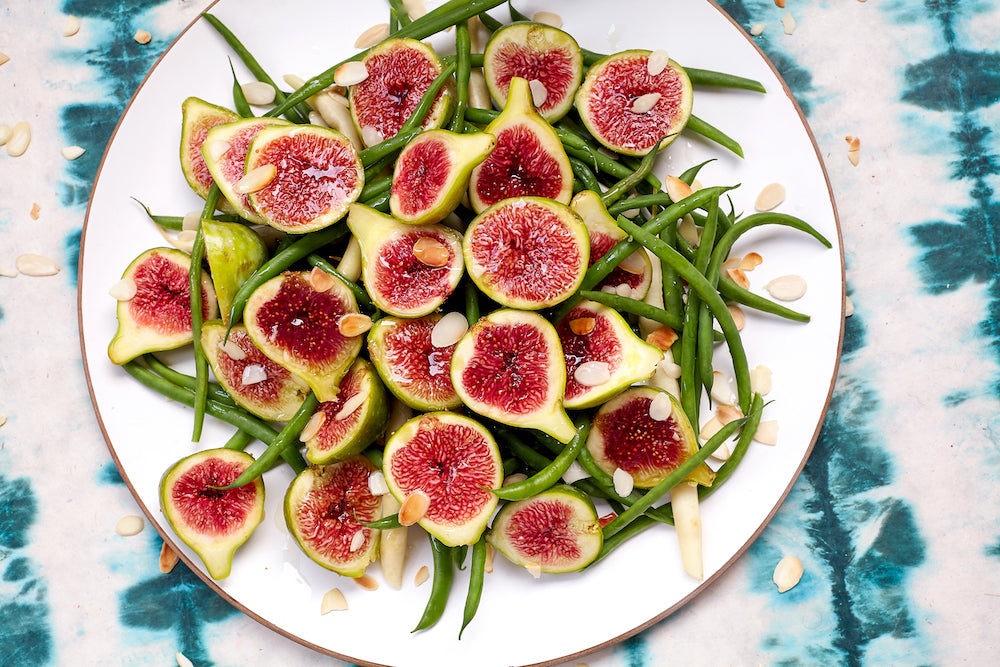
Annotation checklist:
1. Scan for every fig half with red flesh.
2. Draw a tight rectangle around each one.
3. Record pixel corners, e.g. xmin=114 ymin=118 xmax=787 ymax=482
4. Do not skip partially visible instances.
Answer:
xmin=486 ymin=484 xmax=602 ymax=574
xmin=389 ymin=129 xmax=496 ymax=226
xmin=570 ymin=189 xmax=652 ymax=299
xmin=367 ymin=314 xmax=462 ymax=412
xmin=350 ymin=38 xmax=453 ymax=146
xmin=468 ymin=76 xmax=573 ymax=213
xmin=180 ymin=96 xmax=239 ymax=202
xmin=483 ymin=22 xmax=583 ymax=122
xmin=245 ymin=124 xmax=364 ymax=233
xmin=200 ymin=321 xmax=310 ymax=422
xmin=284 ymin=455 xmax=382 ymax=577
xmin=346 ymin=203 xmax=464 ymax=318
xmin=383 ymin=412 xmax=503 ymax=547
xmin=160 ymin=448 xmax=265 ymax=580
xmin=201 ymin=117 xmax=290 ymax=224
xmin=108 ymin=247 xmax=218 ymax=365
xmin=587 ymin=386 xmax=714 ymax=489
xmin=557 ymin=300 xmax=663 ymax=410
xmin=451 ymin=309 xmax=576 ymax=443
xmin=302 ymin=358 xmax=389 ymax=465
xmin=464 ymin=196 xmax=589 ymax=310
xmin=243 ymin=270 xmax=362 ymax=402
xmin=576 ymin=50 xmax=694 ymax=157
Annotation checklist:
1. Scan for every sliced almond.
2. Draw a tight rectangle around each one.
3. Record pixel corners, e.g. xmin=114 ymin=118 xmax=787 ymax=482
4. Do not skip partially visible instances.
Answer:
xmin=399 ymin=490 xmax=430 ymax=526
xmin=361 ymin=125 xmax=385 ymax=148
xmin=133 ymin=29 xmax=152 ymax=45
xmin=755 ymin=420 xmax=779 ymax=445
xmin=528 ymin=79 xmax=548 ymax=108
xmin=320 ymin=587 xmax=348 ymax=613
xmin=781 ymin=13 xmax=797 ymax=35
xmin=503 ymin=472 xmax=529 ymax=486
xmin=773 ymin=555 xmax=803 ymax=592
xmin=646 ymin=326 xmax=678 ymax=351
xmin=335 ymin=388 xmax=368 ymax=420
xmin=765 ymin=274 xmax=807 ymax=301
xmin=205 ymin=139 xmax=230 ymax=163
xmin=631 ymin=92 xmax=662 ymax=114
xmin=241 ymin=364 xmax=267 ymax=385
xmin=0 ymin=124 xmax=11 ymax=145
xmin=412 ymin=236 xmax=450 ymax=267
xmin=618 ymin=250 xmax=647 ymax=275
xmin=403 ymin=0 xmax=427 ymax=19
xmin=657 ymin=358 xmax=682 ymax=379
xmin=334 ymin=60 xmax=369 ymax=87
xmin=648 ymin=391 xmax=672 ymax=421
xmin=569 ymin=317 xmax=597 ymax=336
xmin=532 ymin=10 xmax=563 ymax=28
xmin=309 ymin=108 xmax=331 ymax=126
xmin=6 ymin=121 xmax=31 ymax=157
xmin=431 ymin=312 xmax=468 ymax=348
xmin=63 ymin=15 xmax=81 ymax=37
xmin=750 ymin=364 xmax=773 ymax=395
xmin=355 ymin=23 xmax=390 ymax=49
xmin=109 ymin=277 xmax=137 ymax=301
xmin=176 ymin=652 xmax=194 ymax=667
xmin=574 ymin=360 xmax=611 ymax=387
xmin=727 ymin=303 xmax=746 ymax=331
xmin=234 ymin=164 xmax=276 ymax=194
xmin=220 ymin=338 xmax=247 ymax=361
xmin=710 ymin=373 xmax=738 ymax=407
xmin=844 ymin=295 xmax=855 ymax=317
xmin=115 ymin=515 xmax=144 ymax=536
xmin=354 ymin=573 xmax=378 ymax=590
xmin=678 ymin=214 xmax=701 ymax=247
xmin=338 ymin=312 xmax=373 ymax=337
xmin=159 ymin=542 xmax=179 ymax=574
xmin=716 ymin=404 xmax=744 ymax=425
xmin=750 ymin=23 xmax=766 ymax=36
xmin=0 ymin=53 xmax=9 ymax=67
xmin=754 ymin=182 xmax=786 ymax=211
xmin=699 ymin=415 xmax=723 ymax=442
xmin=485 ymin=543 xmax=494 ymax=574
xmin=299 ymin=411 xmax=326 ymax=442
xmin=848 ymin=149 xmax=860 ymax=167
xmin=179 ymin=212 xmax=200 ymax=232
xmin=647 ymin=49 xmax=670 ymax=77
xmin=665 ymin=175 xmax=693 ymax=202
xmin=349 ymin=531 xmax=367 ymax=553
xmin=525 ymin=562 xmax=543 ymax=579
xmin=612 ymin=468 xmax=635 ymax=497
xmin=740 ymin=252 xmax=763 ymax=271
xmin=241 ymin=81 xmax=277 ymax=106
xmin=368 ymin=470 xmax=390 ymax=495
xmin=845 ymin=135 xmax=861 ymax=151
xmin=414 ymin=565 xmax=430 ymax=586
xmin=16 ymin=254 xmax=60 ymax=276
xmin=309 ymin=266 xmax=336 ymax=292
xmin=722 ymin=256 xmax=742 ymax=271
xmin=62 ymin=147 xmax=86 ymax=162
xmin=726 ymin=267 xmax=751 ymax=289
xmin=561 ymin=461 xmax=590 ymax=485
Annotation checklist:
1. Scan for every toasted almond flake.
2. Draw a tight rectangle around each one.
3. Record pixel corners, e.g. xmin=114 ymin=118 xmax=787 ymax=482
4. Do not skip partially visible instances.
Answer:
xmin=710 ymin=372 xmax=737 ymax=406
xmin=205 ymin=139 xmax=231 ymax=163
xmin=367 ymin=471 xmax=390 ymax=496
xmin=234 ymin=164 xmax=276 ymax=194
xmin=722 ymin=256 xmax=741 ymax=271
xmin=574 ymin=360 xmax=611 ymax=386
xmin=321 ymin=587 xmax=348 ymax=613
xmin=528 ymin=79 xmax=548 ymax=108
xmin=755 ymin=182 xmax=786 ymax=211
xmin=64 ymin=15 xmax=81 ymax=37
xmin=613 ymin=468 xmax=635 ymax=497
xmin=6 ymin=121 xmax=31 ymax=157
xmin=562 ymin=461 xmax=591 ymax=485
xmin=726 ymin=267 xmax=751 ymax=289
xmin=399 ymin=490 xmax=430 ymax=526
xmin=349 ymin=530 xmax=367 ymax=553
xmin=334 ymin=60 xmax=369 ymax=87
xmin=532 ymin=10 xmax=563 ymax=27
xmin=0 ymin=53 xmax=9 ymax=67
xmin=740 ymin=252 xmax=763 ymax=271
xmin=773 ymin=555 xmax=803 ymax=592
xmin=484 ymin=544 xmax=494 ymax=574
xmin=750 ymin=365 xmax=773 ymax=395
xmin=525 ymin=562 xmax=543 ymax=579
xmin=309 ymin=266 xmax=336 ymax=292
xmin=338 ymin=312 xmax=373 ymax=337
xmin=61 ymin=144 xmax=86 ymax=160
xmin=845 ymin=135 xmax=861 ymax=151
xmin=569 ymin=317 xmax=597 ymax=336
xmin=631 ymin=92 xmax=662 ymax=114
xmin=678 ymin=214 xmax=701 ymax=247
xmin=503 ymin=472 xmax=528 ymax=486
xmin=750 ymin=23 xmax=766 ymax=36
xmin=619 ymin=250 xmax=647 ymax=275
xmin=176 ymin=651 xmax=194 ymax=667
xmin=28 ymin=203 xmax=40 ymax=220
xmin=717 ymin=404 xmax=744 ymax=425
xmin=109 ymin=277 xmax=137 ymax=301
xmin=355 ymin=23 xmax=390 ymax=49
xmin=699 ymin=415 xmax=723 ymax=442
xmin=774 ymin=0 xmax=786 ymax=7
xmin=116 ymin=514 xmax=144 ymax=536
xmin=16 ymin=253 xmax=60 ymax=277
xmin=414 ymin=565 xmax=430 ymax=586
xmin=844 ymin=295 xmax=855 ymax=317
xmin=658 ymin=358 xmax=682 ymax=379
xmin=648 ymin=391 xmax=672 ymax=421
xmin=220 ymin=338 xmax=246 ymax=361
xmin=781 ymin=13 xmax=797 ymax=35
xmin=755 ymin=420 xmax=779 ymax=445
xmin=335 ymin=388 xmax=368 ymax=420
xmin=727 ymin=303 xmax=746 ymax=331
xmin=647 ymin=49 xmax=670 ymax=77
xmin=646 ymin=326 xmax=679 ymax=351
xmin=711 ymin=439 xmax=732 ymax=462
xmin=765 ymin=274 xmax=807 ymax=301
xmin=431 ymin=312 xmax=468 ymax=348
xmin=665 ymin=175 xmax=693 ymax=202
xmin=848 ymin=150 xmax=860 ymax=167
xmin=299 ymin=411 xmax=326 ymax=442
xmin=412 ymin=236 xmax=450 ymax=267
xmin=241 ymin=364 xmax=267 ymax=385
xmin=353 ymin=574 xmax=378 ymax=591
xmin=159 ymin=541 xmax=179 ymax=574
xmin=0 ymin=415 xmax=6 ymax=427
xmin=178 ymin=211 xmax=199 ymax=232
xmin=241 ymin=81 xmax=277 ymax=106
xmin=133 ymin=29 xmax=152 ymax=45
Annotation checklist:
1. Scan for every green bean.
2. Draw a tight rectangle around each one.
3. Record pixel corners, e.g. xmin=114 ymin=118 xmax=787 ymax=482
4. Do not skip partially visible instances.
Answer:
xmin=588 ymin=515 xmax=657 ymax=566
xmin=359 ymin=175 xmax=392 ymax=202
xmin=707 ymin=211 xmax=832 ymax=283
xmin=229 ymin=58 xmax=253 ymax=118
xmin=607 ymin=193 xmax=674 ymax=217
xmin=579 ymin=290 xmax=683 ymax=331
xmin=388 ymin=8 xmax=401 ymax=34
xmin=460 ymin=536 xmax=488 ymax=639
xmin=388 ymin=0 xmax=412 ymax=27
xmin=360 ymin=513 xmax=403 ymax=530
xmin=413 ymin=534 xmax=454 ymax=632
xmin=132 ymin=198 xmax=243 ymax=230
xmin=449 ymin=20 xmax=472 ymax=132
xmin=476 ymin=10 xmax=503 ymax=32
xmin=718 ymin=277 xmax=810 ymax=322
xmin=693 ymin=197 xmax=720 ymax=399
xmin=700 ymin=393 xmax=763 ymax=501
xmin=678 ymin=307 xmax=701 ymax=425
xmin=679 ymin=159 xmax=716 ymax=186
xmin=453 ymin=545 xmax=469 ymax=570
xmin=601 ymin=136 xmax=668 ymax=207
xmin=685 ymin=67 xmax=766 ymax=93
xmin=224 ymin=428 xmax=255 ymax=451
xmin=685 ymin=114 xmax=744 ymax=158
xmin=568 ymin=157 xmax=603 ymax=193
xmin=189 ymin=186 xmax=221 ymax=442
xmin=507 ymin=1 xmax=530 ymax=22
xmin=364 ymin=445 xmax=384 ymax=471
xmin=492 ymin=420 xmax=590 ymax=501
xmin=464 ymin=279 xmax=481 ymax=324
xmin=143 ymin=354 xmax=236 ymax=406
xmin=305 ymin=254 xmax=374 ymax=310
xmin=265 ymin=0 xmax=506 ymax=119
xmin=660 ymin=222 xmax=684 ymax=324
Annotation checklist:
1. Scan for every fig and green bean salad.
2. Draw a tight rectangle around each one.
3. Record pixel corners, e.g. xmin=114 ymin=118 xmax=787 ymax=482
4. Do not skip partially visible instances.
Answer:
xmin=108 ymin=0 xmax=831 ymax=636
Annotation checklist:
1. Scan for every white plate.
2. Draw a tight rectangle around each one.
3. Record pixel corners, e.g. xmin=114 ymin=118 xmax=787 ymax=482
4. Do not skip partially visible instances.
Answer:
xmin=79 ymin=1 xmax=843 ymax=665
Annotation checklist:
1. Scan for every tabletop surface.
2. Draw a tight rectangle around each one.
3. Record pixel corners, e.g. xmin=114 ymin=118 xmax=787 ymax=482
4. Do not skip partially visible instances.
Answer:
xmin=1 ymin=1 xmax=998 ymax=665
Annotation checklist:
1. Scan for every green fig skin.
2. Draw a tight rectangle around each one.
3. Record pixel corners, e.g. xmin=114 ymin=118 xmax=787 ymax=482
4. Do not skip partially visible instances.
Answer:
xmin=180 ymin=97 xmax=239 ymax=202
xmin=201 ymin=220 xmax=267 ymax=325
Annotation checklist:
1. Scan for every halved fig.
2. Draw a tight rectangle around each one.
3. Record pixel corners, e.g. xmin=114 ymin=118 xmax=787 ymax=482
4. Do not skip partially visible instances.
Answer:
xmin=463 ymin=196 xmax=588 ymax=309
xmin=302 ymin=358 xmax=389 ymax=465
xmin=202 ymin=116 xmax=289 ymax=224
xmin=201 ymin=321 xmax=310 ymax=421
xmin=201 ymin=220 xmax=267 ymax=324
xmin=389 ymin=129 xmax=496 ymax=225
xmin=180 ymin=97 xmax=239 ymax=203
xmin=367 ymin=314 xmax=463 ymax=412
xmin=245 ymin=124 xmax=365 ymax=233
xmin=243 ymin=270 xmax=362 ymax=402
xmin=570 ymin=189 xmax=652 ymax=299
xmin=346 ymin=203 xmax=464 ymax=318
xmin=557 ymin=300 xmax=662 ymax=409
xmin=486 ymin=484 xmax=602 ymax=574
xmin=108 ymin=247 xmax=218 ymax=365
xmin=587 ymin=386 xmax=714 ymax=488
xmin=284 ymin=455 xmax=382 ymax=577
xmin=576 ymin=50 xmax=693 ymax=156
xmin=451 ymin=309 xmax=576 ymax=443
xmin=468 ymin=76 xmax=573 ymax=213
xmin=382 ymin=412 xmax=503 ymax=546
xmin=349 ymin=38 xmax=453 ymax=146
xmin=160 ymin=448 xmax=264 ymax=580
xmin=483 ymin=22 xmax=583 ymax=122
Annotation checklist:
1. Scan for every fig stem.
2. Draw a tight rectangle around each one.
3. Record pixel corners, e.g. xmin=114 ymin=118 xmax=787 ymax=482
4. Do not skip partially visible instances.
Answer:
xmin=413 ymin=534 xmax=455 ymax=633
xmin=492 ymin=420 xmax=590 ymax=501
xmin=685 ymin=114 xmax=744 ymax=158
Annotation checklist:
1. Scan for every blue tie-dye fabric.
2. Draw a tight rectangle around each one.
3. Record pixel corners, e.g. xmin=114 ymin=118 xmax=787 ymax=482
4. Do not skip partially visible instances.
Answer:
xmin=2 ymin=1 xmax=998 ymax=665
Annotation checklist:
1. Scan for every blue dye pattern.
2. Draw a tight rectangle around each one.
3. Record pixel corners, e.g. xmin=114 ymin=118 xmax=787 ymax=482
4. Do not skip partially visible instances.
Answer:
xmin=622 ymin=634 xmax=649 ymax=666
xmin=98 ymin=460 xmax=125 ymax=485
xmin=0 ymin=475 xmax=53 ymax=666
